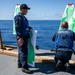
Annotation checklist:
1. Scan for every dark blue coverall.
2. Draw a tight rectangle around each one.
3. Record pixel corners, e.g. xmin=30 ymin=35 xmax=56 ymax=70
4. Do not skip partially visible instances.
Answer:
xmin=14 ymin=12 xmax=30 ymax=69
xmin=52 ymin=28 xmax=75 ymax=64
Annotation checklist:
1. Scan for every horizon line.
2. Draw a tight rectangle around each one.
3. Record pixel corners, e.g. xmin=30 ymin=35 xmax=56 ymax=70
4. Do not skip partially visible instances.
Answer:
xmin=0 ymin=19 xmax=61 ymax=21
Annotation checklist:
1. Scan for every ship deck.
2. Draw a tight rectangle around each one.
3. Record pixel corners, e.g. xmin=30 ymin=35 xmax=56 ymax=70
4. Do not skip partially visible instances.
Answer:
xmin=0 ymin=49 xmax=75 ymax=75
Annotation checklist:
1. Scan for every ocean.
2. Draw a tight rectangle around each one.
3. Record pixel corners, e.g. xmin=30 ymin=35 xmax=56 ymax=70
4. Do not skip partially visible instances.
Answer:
xmin=0 ymin=20 xmax=60 ymax=50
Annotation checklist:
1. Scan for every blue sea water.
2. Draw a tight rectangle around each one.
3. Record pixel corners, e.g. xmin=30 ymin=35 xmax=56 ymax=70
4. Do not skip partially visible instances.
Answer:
xmin=0 ymin=20 xmax=60 ymax=50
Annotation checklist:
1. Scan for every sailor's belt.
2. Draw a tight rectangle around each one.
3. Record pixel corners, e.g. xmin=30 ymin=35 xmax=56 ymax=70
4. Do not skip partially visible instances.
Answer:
xmin=57 ymin=49 xmax=72 ymax=51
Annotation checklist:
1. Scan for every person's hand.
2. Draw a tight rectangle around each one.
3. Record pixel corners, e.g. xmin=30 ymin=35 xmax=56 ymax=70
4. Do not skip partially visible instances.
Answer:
xmin=18 ymin=38 xmax=24 ymax=46
xmin=29 ymin=26 xmax=33 ymax=31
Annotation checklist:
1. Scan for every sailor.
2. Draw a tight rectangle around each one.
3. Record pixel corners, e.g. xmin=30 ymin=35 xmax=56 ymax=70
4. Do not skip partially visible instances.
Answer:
xmin=52 ymin=21 xmax=75 ymax=71
xmin=14 ymin=4 xmax=32 ymax=73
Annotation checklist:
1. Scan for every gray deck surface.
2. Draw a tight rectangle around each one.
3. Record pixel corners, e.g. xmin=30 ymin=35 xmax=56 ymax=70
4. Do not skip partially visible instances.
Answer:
xmin=0 ymin=49 xmax=75 ymax=75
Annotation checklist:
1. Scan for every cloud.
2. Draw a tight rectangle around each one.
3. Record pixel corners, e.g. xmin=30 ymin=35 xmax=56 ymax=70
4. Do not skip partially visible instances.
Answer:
xmin=54 ymin=13 xmax=62 ymax=19
xmin=0 ymin=12 xmax=62 ymax=20
xmin=0 ymin=14 xmax=13 ymax=20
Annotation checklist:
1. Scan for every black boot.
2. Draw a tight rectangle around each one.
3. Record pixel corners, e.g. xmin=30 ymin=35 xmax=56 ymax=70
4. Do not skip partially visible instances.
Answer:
xmin=18 ymin=64 xmax=22 ymax=68
xmin=55 ymin=60 xmax=63 ymax=70
xmin=22 ymin=68 xmax=32 ymax=74
xmin=65 ymin=62 xmax=70 ymax=72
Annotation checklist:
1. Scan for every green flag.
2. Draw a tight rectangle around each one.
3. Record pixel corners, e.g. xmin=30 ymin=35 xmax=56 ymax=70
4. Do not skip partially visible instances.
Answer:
xmin=28 ymin=30 xmax=37 ymax=67
xmin=59 ymin=4 xmax=75 ymax=32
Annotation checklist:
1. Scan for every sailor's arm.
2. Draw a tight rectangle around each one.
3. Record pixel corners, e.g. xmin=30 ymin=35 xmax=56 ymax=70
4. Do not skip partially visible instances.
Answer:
xmin=52 ymin=33 xmax=56 ymax=42
xmin=14 ymin=16 xmax=23 ymax=40
xmin=73 ymin=32 xmax=75 ymax=41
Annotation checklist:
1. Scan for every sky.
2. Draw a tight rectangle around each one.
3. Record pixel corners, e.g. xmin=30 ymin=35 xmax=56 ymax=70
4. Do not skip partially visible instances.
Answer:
xmin=0 ymin=0 xmax=75 ymax=20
